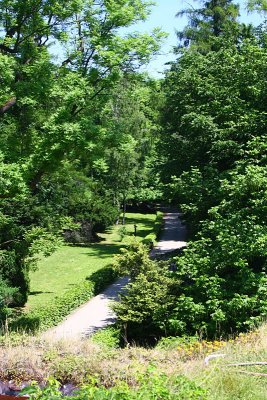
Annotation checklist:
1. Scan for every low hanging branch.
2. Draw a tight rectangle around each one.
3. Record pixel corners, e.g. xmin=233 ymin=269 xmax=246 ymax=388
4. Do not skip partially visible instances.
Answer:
xmin=0 ymin=97 xmax=17 ymax=114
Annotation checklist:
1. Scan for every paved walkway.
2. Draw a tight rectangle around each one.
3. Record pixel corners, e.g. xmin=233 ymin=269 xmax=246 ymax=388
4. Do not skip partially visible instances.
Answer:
xmin=44 ymin=210 xmax=187 ymax=340
xmin=45 ymin=277 xmax=129 ymax=339
xmin=150 ymin=210 xmax=187 ymax=257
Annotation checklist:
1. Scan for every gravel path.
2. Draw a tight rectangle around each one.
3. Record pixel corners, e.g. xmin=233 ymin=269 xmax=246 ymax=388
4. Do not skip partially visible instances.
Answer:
xmin=44 ymin=210 xmax=186 ymax=339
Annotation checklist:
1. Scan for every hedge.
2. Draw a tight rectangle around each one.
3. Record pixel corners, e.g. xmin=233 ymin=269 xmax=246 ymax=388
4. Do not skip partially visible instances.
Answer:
xmin=9 ymin=266 xmax=118 ymax=334
xmin=142 ymin=211 xmax=164 ymax=248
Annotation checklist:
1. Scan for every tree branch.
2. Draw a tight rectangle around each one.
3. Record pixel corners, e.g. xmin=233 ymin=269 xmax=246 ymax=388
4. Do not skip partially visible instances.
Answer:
xmin=0 ymin=44 xmax=17 ymax=54
xmin=226 ymin=362 xmax=267 ymax=367
xmin=0 ymin=97 xmax=17 ymax=114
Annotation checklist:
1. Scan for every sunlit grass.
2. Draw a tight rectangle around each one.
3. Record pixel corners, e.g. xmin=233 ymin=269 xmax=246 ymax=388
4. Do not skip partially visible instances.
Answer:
xmin=27 ymin=212 xmax=156 ymax=309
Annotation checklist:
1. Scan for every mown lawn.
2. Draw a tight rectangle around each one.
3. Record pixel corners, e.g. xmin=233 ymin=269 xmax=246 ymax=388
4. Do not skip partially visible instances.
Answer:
xmin=27 ymin=212 xmax=156 ymax=309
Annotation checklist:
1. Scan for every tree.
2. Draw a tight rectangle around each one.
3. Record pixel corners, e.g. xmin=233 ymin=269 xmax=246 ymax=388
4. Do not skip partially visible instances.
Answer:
xmin=176 ymin=0 xmax=248 ymax=52
xmin=95 ymin=75 xmax=162 ymax=223
xmin=0 ymin=0 xmax=165 ymax=307
xmin=117 ymin=18 xmax=267 ymax=340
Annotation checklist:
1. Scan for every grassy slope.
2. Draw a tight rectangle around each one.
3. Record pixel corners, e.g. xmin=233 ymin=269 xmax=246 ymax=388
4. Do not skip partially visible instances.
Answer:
xmin=27 ymin=212 xmax=156 ymax=309
xmin=2 ymin=324 xmax=267 ymax=399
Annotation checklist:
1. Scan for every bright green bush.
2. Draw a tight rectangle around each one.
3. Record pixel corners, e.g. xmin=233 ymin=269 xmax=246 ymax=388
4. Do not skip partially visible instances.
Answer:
xmin=142 ymin=233 xmax=156 ymax=248
xmin=91 ymin=327 xmax=121 ymax=348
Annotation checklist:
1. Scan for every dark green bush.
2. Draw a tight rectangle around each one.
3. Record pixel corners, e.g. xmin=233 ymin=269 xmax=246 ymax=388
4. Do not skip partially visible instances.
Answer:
xmin=154 ymin=211 xmax=164 ymax=239
xmin=142 ymin=211 xmax=163 ymax=248
xmin=89 ymin=266 xmax=118 ymax=293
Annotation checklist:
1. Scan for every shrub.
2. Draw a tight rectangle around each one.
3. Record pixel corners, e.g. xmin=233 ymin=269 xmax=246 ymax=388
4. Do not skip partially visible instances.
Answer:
xmin=142 ymin=211 xmax=163 ymax=248
xmin=91 ymin=327 xmax=121 ymax=348
xmin=21 ymin=370 xmax=207 ymax=399
xmin=118 ymin=226 xmax=128 ymax=242
xmin=112 ymin=242 xmax=175 ymax=343
xmin=142 ymin=233 xmax=156 ymax=248
xmin=88 ymin=267 xmax=118 ymax=294
xmin=154 ymin=211 xmax=164 ymax=239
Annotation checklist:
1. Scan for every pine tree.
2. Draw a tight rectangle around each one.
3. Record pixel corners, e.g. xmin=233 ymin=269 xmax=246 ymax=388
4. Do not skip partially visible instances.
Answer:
xmin=176 ymin=0 xmax=240 ymax=51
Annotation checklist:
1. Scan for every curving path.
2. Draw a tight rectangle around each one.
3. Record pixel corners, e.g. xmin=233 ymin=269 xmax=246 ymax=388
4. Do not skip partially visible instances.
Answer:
xmin=44 ymin=209 xmax=187 ymax=340
xmin=45 ymin=277 xmax=129 ymax=339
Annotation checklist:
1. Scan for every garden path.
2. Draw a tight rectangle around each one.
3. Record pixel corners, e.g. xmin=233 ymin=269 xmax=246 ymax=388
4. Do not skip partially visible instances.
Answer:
xmin=44 ymin=210 xmax=187 ymax=339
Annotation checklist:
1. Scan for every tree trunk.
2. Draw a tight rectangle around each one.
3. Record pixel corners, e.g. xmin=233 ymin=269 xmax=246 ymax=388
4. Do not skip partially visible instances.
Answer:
xmin=0 ymin=97 xmax=16 ymax=114
xmin=122 ymin=196 xmax=127 ymax=225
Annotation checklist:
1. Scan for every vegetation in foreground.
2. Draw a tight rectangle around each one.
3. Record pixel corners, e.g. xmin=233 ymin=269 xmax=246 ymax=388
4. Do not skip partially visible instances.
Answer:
xmin=1 ymin=324 xmax=267 ymax=399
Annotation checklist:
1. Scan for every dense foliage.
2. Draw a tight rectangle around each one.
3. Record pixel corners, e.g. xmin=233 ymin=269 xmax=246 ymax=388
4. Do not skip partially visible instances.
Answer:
xmin=21 ymin=372 xmax=206 ymax=399
xmin=0 ymin=1 xmax=163 ymax=308
xmin=114 ymin=2 xmax=267 ymax=341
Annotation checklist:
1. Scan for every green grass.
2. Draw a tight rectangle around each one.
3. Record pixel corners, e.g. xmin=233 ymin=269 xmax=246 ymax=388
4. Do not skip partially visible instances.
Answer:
xmin=27 ymin=212 xmax=156 ymax=310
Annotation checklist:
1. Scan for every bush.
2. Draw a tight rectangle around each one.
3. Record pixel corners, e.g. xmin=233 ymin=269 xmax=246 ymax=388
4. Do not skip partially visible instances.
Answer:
xmin=112 ymin=243 xmax=175 ymax=343
xmin=154 ymin=211 xmax=164 ymax=239
xmin=88 ymin=267 xmax=118 ymax=294
xmin=142 ymin=211 xmax=163 ymax=248
xmin=91 ymin=327 xmax=121 ymax=348
xmin=142 ymin=233 xmax=156 ymax=248
xmin=21 ymin=370 xmax=207 ymax=399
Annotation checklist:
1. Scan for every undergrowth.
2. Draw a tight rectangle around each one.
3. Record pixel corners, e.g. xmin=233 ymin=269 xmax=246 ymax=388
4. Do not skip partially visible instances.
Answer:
xmin=0 ymin=324 xmax=267 ymax=399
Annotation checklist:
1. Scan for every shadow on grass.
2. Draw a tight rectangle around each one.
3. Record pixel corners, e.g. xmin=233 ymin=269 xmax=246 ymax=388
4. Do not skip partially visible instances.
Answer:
xmin=129 ymin=229 xmax=153 ymax=239
xmin=124 ymin=216 xmax=155 ymax=227
xmin=80 ymin=243 xmax=127 ymax=259
xmin=29 ymin=290 xmax=53 ymax=296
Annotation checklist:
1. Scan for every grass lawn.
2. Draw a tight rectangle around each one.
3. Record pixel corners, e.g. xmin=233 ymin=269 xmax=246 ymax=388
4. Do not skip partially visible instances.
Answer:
xmin=27 ymin=212 xmax=156 ymax=310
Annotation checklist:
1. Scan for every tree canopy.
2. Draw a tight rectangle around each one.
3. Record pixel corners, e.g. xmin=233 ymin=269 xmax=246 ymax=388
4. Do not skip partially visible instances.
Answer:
xmin=0 ymin=0 xmax=164 ymax=309
xmin=114 ymin=2 xmax=267 ymax=341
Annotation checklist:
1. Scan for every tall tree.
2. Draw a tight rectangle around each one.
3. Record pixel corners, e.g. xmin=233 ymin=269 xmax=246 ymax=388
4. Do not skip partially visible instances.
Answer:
xmin=0 ymin=0 xmax=165 ymax=306
xmin=176 ymin=0 xmax=241 ymax=51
